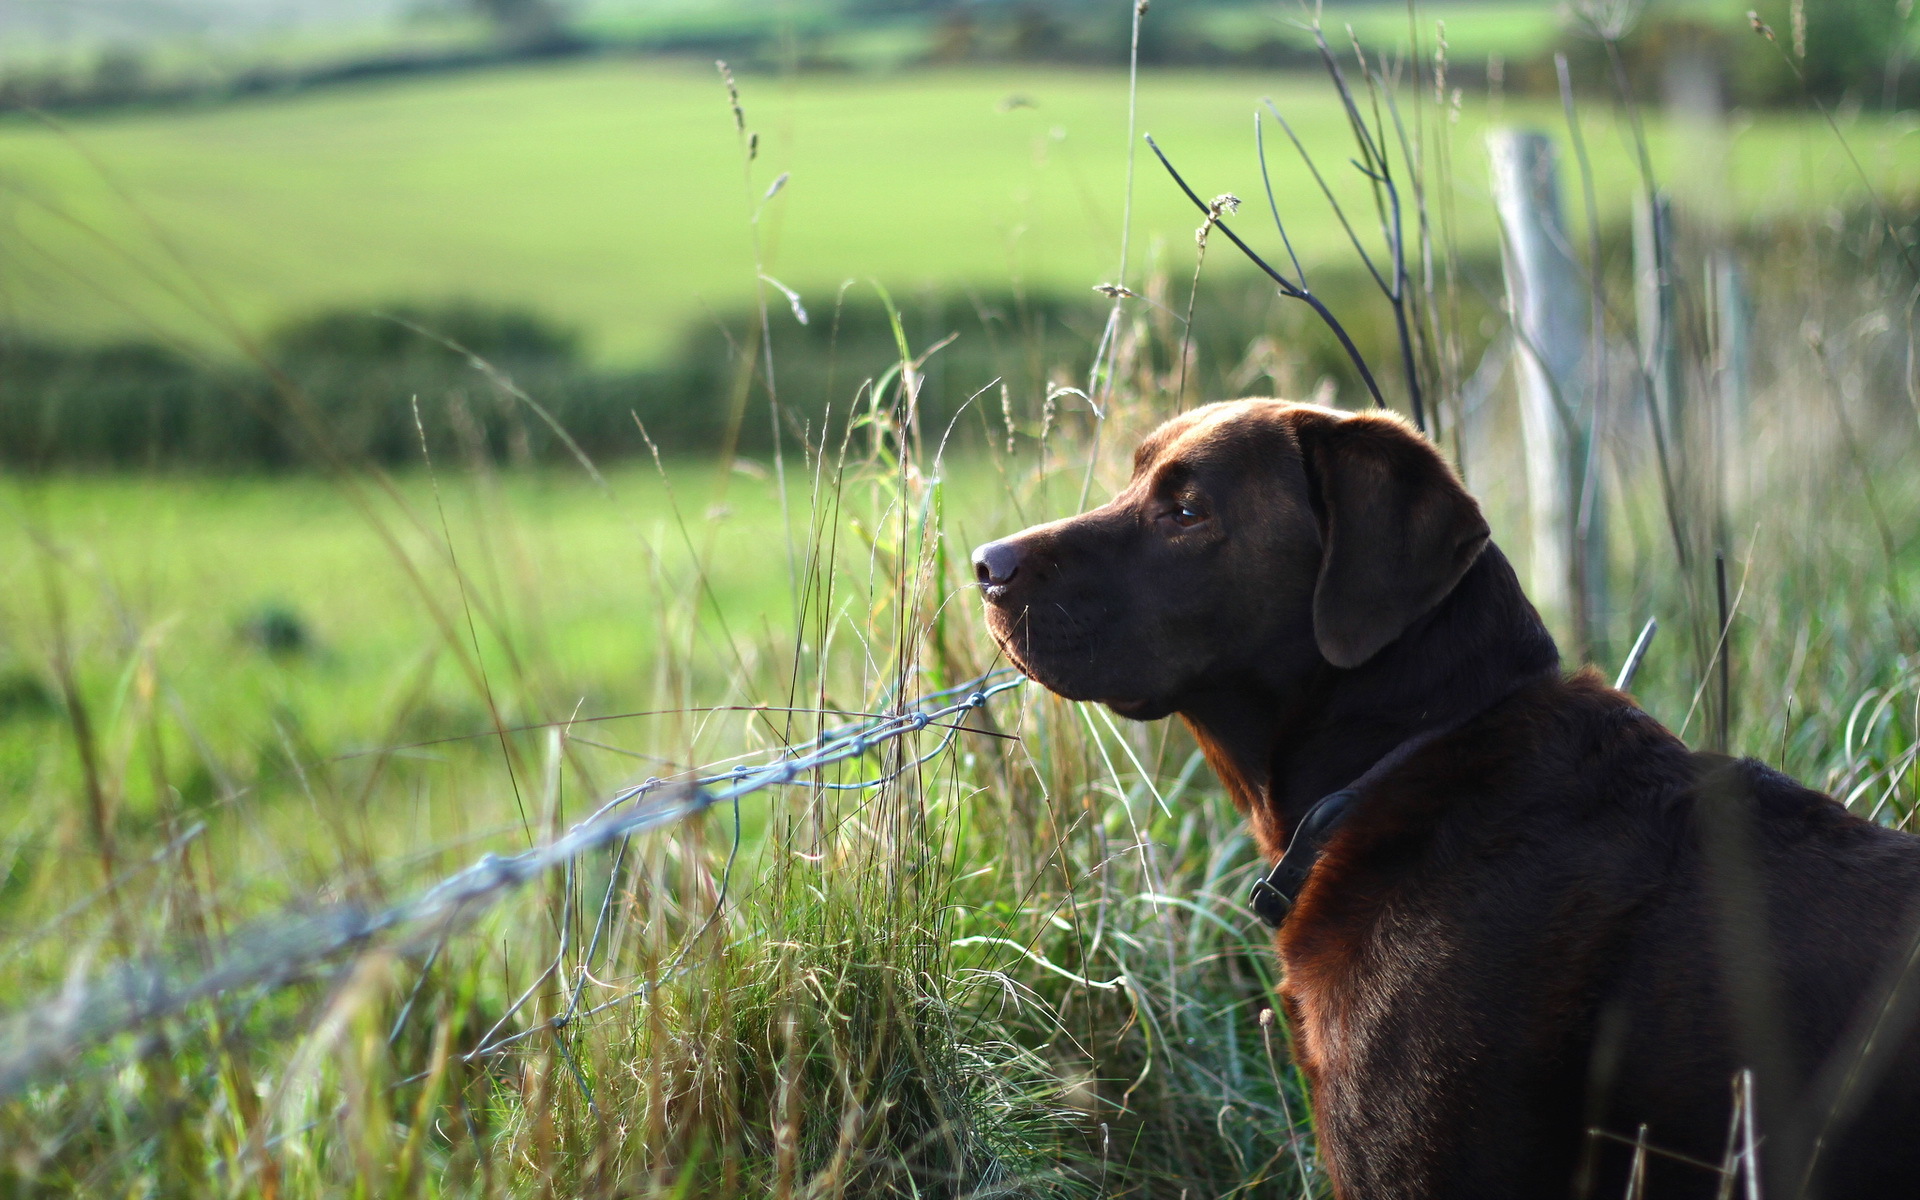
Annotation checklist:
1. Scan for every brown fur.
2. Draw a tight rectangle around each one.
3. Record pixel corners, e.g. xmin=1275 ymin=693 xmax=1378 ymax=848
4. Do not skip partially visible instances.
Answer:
xmin=972 ymin=400 xmax=1920 ymax=1199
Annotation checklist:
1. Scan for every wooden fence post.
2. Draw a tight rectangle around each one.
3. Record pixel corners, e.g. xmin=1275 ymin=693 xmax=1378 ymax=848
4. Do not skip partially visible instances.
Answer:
xmin=1489 ymin=129 xmax=1605 ymax=656
xmin=1708 ymin=252 xmax=1751 ymax=509
xmin=1635 ymin=191 xmax=1685 ymax=454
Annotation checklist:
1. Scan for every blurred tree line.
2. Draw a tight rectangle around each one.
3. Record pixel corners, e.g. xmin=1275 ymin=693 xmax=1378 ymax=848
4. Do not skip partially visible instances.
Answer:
xmin=5 ymin=0 xmax=1913 ymax=115
xmin=0 ymin=272 xmax=1432 ymax=470
xmin=6 ymin=199 xmax=1916 ymax=470
xmin=1551 ymin=0 xmax=1917 ymax=109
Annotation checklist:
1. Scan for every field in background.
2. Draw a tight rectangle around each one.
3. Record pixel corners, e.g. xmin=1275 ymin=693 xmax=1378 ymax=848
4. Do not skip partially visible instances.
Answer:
xmin=0 ymin=454 xmax=1077 ymax=796
xmin=3 ymin=58 xmax=1917 ymax=362
xmin=0 ymin=465 xmax=794 ymax=762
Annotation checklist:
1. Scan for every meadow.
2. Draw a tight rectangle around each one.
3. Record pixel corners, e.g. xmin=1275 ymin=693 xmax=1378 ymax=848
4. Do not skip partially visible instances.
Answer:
xmin=2 ymin=56 xmax=1917 ymax=362
xmin=3 ymin=27 xmax=1920 ymax=1200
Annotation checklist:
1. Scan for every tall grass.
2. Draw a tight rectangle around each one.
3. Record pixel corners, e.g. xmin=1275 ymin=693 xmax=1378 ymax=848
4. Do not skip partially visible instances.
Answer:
xmin=1 ymin=28 xmax=1919 ymax=1200
xmin=0 ymin=279 xmax=1324 ymax=1195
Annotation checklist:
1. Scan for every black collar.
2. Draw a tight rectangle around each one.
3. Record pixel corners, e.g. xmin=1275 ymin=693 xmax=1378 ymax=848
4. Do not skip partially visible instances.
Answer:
xmin=1248 ymin=679 xmax=1542 ymax=929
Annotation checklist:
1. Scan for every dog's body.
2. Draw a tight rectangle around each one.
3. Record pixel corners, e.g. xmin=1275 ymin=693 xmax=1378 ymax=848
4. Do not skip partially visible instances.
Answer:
xmin=973 ymin=400 xmax=1920 ymax=1199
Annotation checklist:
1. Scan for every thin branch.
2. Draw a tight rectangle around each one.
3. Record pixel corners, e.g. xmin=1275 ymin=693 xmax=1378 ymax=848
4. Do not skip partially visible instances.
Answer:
xmin=1146 ymin=134 xmax=1387 ymax=410
xmin=1254 ymin=113 xmax=1308 ymax=288
xmin=1262 ymin=101 xmax=1389 ymax=294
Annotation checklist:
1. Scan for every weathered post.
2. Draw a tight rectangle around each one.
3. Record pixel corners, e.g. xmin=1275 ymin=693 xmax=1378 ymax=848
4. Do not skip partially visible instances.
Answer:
xmin=1489 ymin=129 xmax=1604 ymax=656
xmin=1634 ymin=191 xmax=1684 ymax=453
xmin=1708 ymin=252 xmax=1751 ymax=509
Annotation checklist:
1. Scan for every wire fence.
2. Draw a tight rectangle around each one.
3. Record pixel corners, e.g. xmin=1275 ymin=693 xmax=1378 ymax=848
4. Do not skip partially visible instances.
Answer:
xmin=0 ymin=669 xmax=1025 ymax=1101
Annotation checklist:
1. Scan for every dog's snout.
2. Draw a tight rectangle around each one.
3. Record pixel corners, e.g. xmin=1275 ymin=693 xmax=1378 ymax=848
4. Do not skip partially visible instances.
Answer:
xmin=972 ymin=540 xmax=1023 ymax=590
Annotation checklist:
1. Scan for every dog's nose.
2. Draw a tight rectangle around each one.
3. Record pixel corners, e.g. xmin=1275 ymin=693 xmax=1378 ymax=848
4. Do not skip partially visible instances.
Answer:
xmin=972 ymin=540 xmax=1022 ymax=589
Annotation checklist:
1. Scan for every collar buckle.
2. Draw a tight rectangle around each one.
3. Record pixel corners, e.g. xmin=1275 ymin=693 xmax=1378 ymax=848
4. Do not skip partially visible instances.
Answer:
xmin=1250 ymin=788 xmax=1355 ymax=929
xmin=1248 ymin=874 xmax=1296 ymax=927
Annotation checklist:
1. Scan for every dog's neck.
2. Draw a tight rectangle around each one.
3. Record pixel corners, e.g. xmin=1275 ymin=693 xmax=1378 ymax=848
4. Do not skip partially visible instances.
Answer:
xmin=1176 ymin=543 xmax=1560 ymax=849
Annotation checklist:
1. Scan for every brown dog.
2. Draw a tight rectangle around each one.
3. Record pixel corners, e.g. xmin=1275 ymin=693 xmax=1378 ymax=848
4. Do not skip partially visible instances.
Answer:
xmin=973 ymin=400 xmax=1920 ymax=1200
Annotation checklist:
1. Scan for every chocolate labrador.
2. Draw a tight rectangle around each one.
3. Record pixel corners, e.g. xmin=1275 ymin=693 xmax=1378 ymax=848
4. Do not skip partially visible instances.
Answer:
xmin=972 ymin=400 xmax=1920 ymax=1200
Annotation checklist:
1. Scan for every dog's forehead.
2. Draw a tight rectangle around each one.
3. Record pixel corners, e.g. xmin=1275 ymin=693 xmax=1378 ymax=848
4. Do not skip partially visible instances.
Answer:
xmin=1131 ymin=400 xmax=1302 ymax=476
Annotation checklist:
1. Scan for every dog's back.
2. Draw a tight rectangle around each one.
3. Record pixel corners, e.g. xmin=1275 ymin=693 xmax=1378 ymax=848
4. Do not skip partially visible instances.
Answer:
xmin=1284 ymin=669 xmax=1920 ymax=1199
xmin=1613 ymin=743 xmax=1920 ymax=1198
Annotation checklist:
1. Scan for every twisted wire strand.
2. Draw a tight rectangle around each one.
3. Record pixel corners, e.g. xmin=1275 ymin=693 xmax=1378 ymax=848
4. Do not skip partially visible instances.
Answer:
xmin=0 ymin=670 xmax=1024 ymax=1100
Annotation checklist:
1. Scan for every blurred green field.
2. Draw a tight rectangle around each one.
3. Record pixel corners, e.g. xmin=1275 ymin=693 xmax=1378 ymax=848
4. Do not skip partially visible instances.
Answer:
xmin=2 ymin=57 xmax=1915 ymax=363
xmin=0 ymin=452 xmax=1094 ymax=840
xmin=1 ymin=463 xmax=794 ymax=781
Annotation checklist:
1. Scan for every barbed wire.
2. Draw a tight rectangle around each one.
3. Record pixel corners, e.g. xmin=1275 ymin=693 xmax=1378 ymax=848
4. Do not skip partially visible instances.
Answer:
xmin=0 ymin=669 xmax=1024 ymax=1101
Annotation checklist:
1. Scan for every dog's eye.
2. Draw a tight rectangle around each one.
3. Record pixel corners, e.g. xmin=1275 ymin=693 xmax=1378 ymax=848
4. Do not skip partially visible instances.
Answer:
xmin=1169 ymin=503 xmax=1207 ymax=528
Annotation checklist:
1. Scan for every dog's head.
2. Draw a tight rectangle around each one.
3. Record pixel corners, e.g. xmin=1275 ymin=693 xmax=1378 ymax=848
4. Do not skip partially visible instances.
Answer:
xmin=972 ymin=400 xmax=1490 ymax=718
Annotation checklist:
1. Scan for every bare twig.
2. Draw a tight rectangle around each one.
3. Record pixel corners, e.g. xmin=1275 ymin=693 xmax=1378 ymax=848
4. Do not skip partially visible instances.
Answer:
xmin=1146 ymin=134 xmax=1387 ymax=410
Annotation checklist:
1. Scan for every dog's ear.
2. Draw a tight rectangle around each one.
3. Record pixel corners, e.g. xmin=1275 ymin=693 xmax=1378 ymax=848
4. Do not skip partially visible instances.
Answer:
xmin=1285 ymin=407 xmax=1490 ymax=669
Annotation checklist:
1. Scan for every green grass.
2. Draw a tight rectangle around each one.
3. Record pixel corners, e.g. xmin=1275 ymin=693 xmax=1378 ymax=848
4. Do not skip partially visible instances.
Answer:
xmin=3 ymin=58 xmax=1915 ymax=363
xmin=0 ymin=409 xmax=1317 ymax=1194
xmin=0 ymin=463 xmax=794 ymax=802
xmin=0 ymin=449 xmax=1090 ymax=900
